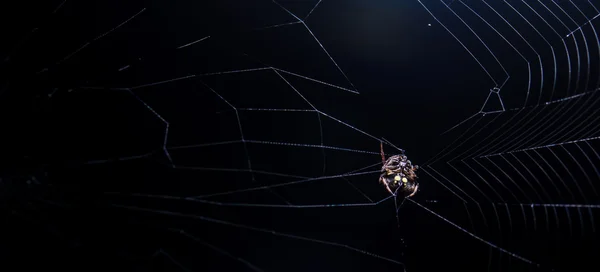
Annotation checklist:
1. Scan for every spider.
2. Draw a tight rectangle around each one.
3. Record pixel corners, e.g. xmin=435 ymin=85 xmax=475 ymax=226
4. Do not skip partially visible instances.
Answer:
xmin=379 ymin=142 xmax=419 ymax=197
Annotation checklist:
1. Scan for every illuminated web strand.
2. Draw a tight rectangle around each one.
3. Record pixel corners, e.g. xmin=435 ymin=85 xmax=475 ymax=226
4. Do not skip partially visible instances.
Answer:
xmin=417 ymin=1 xmax=497 ymax=86
xmin=571 ymin=108 xmax=600 ymax=141
xmin=588 ymin=206 xmax=596 ymax=234
xmin=532 ymin=204 xmax=538 ymax=231
xmin=202 ymin=66 xmax=273 ymax=76
xmin=564 ymin=1 xmax=592 ymax=93
xmin=53 ymin=0 xmax=67 ymax=13
xmin=53 ymin=42 xmax=90 ymax=66
xmin=130 ymin=74 xmax=198 ymax=90
xmin=490 ymin=203 xmax=505 ymax=234
xmin=271 ymin=0 xmax=358 ymax=93
xmin=559 ymin=144 xmax=599 ymax=198
xmin=445 ymin=1 xmax=510 ymax=85
xmin=174 ymin=230 xmax=265 ymax=272
xmin=82 ymin=152 xmax=153 ymax=165
xmin=127 ymin=68 xmax=270 ymax=89
xmin=452 ymin=89 xmax=598 ymax=161
xmin=301 ymin=23 xmax=357 ymax=92
xmin=177 ymin=161 xmax=381 ymax=204
xmin=586 ymin=1 xmax=600 ymax=90
xmin=485 ymin=157 xmax=531 ymax=202
xmin=317 ymin=111 xmax=395 ymax=150
xmin=167 ymin=139 xmax=376 ymax=156
xmin=272 ymin=68 xmax=358 ymax=94
xmin=440 ymin=94 xmax=590 ymax=162
xmin=192 ymin=169 xmax=380 ymax=200
xmin=460 ymin=0 xmax=531 ymax=107
xmin=538 ymin=0 xmax=584 ymax=95
xmin=532 ymin=149 xmax=577 ymax=203
xmin=272 ymin=0 xmax=303 ymax=21
xmin=381 ymin=138 xmax=405 ymax=154
xmin=547 ymin=148 xmax=589 ymax=203
xmin=506 ymin=153 xmax=552 ymax=203
xmin=574 ymin=142 xmax=600 ymax=197
xmin=438 ymin=112 xmax=481 ymax=136
xmin=577 ymin=207 xmax=586 ymax=236
xmin=484 ymin=0 xmax=550 ymax=106
xmin=442 ymin=14 xmax=600 ymax=142
xmin=507 ymin=91 xmax=598 ymax=152
xmin=569 ymin=1 xmax=597 ymax=93
xmin=172 ymin=166 xmax=310 ymax=180
xmin=420 ymin=166 xmax=467 ymax=203
xmin=461 ymin=162 xmax=512 ymax=232
xmin=565 ymin=205 xmax=575 ymax=236
xmin=76 ymin=86 xmax=130 ymax=91
xmin=439 ymin=113 xmax=501 ymax=164
xmin=505 ymin=0 xmax=561 ymax=103
xmin=408 ymin=199 xmax=540 ymax=267
xmin=474 ymin=101 xmax=572 ymax=158
xmin=200 ymin=67 xmax=275 ymax=77
xmin=544 ymin=91 xmax=588 ymax=104
xmin=304 ymin=0 xmax=322 ymax=21
xmin=4 ymin=0 xmax=67 ymax=63
xmin=498 ymin=203 xmax=597 ymax=233
xmin=237 ymin=108 xmax=316 ymax=112
xmin=559 ymin=2 xmax=588 ymax=94
xmin=564 ymin=8 xmax=600 ymax=38
xmin=77 ymin=74 xmax=379 ymax=175
xmin=471 ymin=2 xmax=585 ymax=157
xmin=504 ymin=96 xmax=585 ymax=152
xmin=245 ymin=140 xmax=378 ymax=155
xmin=98 ymin=8 xmax=147 ymax=42
xmin=446 ymin=162 xmax=493 ymax=203
xmin=176 ymin=35 xmax=211 ymax=50
xmin=426 ymin=164 xmax=485 ymax=203
xmin=106 ymin=191 xmax=394 ymax=209
xmin=39 ymin=8 xmax=146 ymax=71
xmin=253 ymin=21 xmax=302 ymax=31
xmin=427 ymin=104 xmax=498 ymax=165
xmin=463 ymin=109 xmax=534 ymax=159
xmin=521 ymin=151 xmax=566 ymax=207
xmin=125 ymin=67 xmax=358 ymax=94
xmin=126 ymin=89 xmax=173 ymax=167
xmin=168 ymin=140 xmax=244 ymax=150
xmin=519 ymin=0 xmax=573 ymax=99
xmin=480 ymin=91 xmax=506 ymax=114
xmin=480 ymin=135 xmax=600 ymax=158
xmin=273 ymin=69 xmax=327 ymax=175
xmin=89 ymin=69 xmax=356 ymax=97
xmin=198 ymin=82 xmax=294 ymax=205
xmin=119 ymin=27 xmax=357 ymax=94
xmin=459 ymin=160 xmax=507 ymax=202
xmin=154 ymin=249 xmax=193 ymax=272
xmin=549 ymin=91 xmax=600 ymax=143
xmin=471 ymin=158 xmax=520 ymax=202
xmin=102 ymin=10 xmax=357 ymax=95
xmin=342 ymin=175 xmax=374 ymax=203
xmin=526 ymin=151 xmax=576 ymax=230
xmin=482 ymin=109 xmax=504 ymax=115
xmin=111 ymin=204 xmax=406 ymax=267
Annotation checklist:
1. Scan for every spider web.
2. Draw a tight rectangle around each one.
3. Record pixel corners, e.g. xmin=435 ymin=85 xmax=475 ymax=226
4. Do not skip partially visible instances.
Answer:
xmin=1 ymin=0 xmax=599 ymax=271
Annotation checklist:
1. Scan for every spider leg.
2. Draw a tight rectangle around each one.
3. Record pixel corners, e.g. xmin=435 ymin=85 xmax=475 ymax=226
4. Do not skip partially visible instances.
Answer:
xmin=380 ymin=141 xmax=386 ymax=164
xmin=407 ymin=184 xmax=419 ymax=198
xmin=384 ymin=182 xmax=395 ymax=196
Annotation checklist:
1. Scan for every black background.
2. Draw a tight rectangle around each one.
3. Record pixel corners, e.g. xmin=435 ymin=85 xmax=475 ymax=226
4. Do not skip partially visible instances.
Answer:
xmin=1 ymin=0 xmax=599 ymax=271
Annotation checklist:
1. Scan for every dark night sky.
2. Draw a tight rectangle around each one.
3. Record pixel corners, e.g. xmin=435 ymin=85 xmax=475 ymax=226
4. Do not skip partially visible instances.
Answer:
xmin=1 ymin=0 xmax=599 ymax=271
